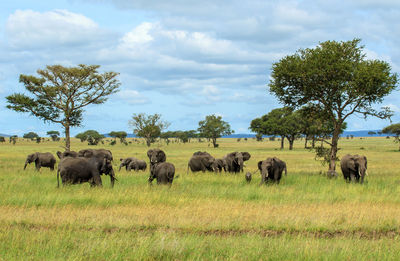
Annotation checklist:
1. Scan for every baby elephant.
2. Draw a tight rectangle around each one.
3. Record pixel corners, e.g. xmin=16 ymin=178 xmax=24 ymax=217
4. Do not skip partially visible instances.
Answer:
xmin=258 ymin=157 xmax=287 ymax=184
xmin=24 ymin=152 xmax=56 ymax=171
xmin=245 ymin=172 xmax=252 ymax=183
xmin=128 ymin=159 xmax=147 ymax=171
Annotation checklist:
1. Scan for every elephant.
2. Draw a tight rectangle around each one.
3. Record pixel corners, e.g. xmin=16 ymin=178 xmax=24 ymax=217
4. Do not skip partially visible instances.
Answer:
xmin=128 ymin=159 xmax=147 ymax=171
xmin=78 ymin=148 xmax=116 ymax=187
xmin=245 ymin=172 xmax=252 ymax=183
xmin=78 ymin=149 xmax=113 ymax=161
xmin=57 ymin=156 xmax=113 ymax=187
xmin=147 ymin=149 xmax=174 ymax=185
xmin=258 ymin=157 xmax=287 ymax=184
xmin=24 ymin=152 xmax=56 ymax=171
xmin=213 ymin=158 xmax=227 ymax=172
xmin=187 ymin=151 xmax=216 ymax=173
xmin=119 ymin=157 xmax=138 ymax=171
xmin=340 ymin=154 xmax=368 ymax=183
xmin=147 ymin=149 xmax=166 ymax=165
xmin=56 ymin=150 xmax=78 ymax=159
xmin=224 ymin=152 xmax=251 ymax=173
xmin=149 ymin=162 xmax=175 ymax=185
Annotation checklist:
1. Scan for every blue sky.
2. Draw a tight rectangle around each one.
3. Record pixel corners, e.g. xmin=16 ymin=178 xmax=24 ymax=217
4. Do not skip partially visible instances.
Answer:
xmin=1 ymin=0 xmax=399 ymax=136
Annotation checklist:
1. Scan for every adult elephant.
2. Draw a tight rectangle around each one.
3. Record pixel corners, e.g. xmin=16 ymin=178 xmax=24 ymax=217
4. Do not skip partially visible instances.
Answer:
xmin=24 ymin=152 xmax=56 ymax=171
xmin=187 ymin=151 xmax=216 ymax=173
xmin=78 ymin=148 xmax=116 ymax=187
xmin=78 ymin=149 xmax=113 ymax=161
xmin=147 ymin=149 xmax=174 ymax=185
xmin=56 ymin=150 xmax=78 ymax=159
xmin=340 ymin=154 xmax=368 ymax=183
xmin=57 ymin=157 xmax=113 ymax=187
xmin=224 ymin=152 xmax=251 ymax=173
xmin=258 ymin=157 xmax=287 ymax=184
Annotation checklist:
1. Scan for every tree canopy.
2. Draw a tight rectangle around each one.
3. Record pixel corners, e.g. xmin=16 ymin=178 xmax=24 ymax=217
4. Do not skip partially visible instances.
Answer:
xmin=269 ymin=39 xmax=398 ymax=175
xmin=23 ymin=132 xmax=39 ymax=140
xmin=6 ymin=64 xmax=120 ymax=151
xmin=198 ymin=114 xmax=233 ymax=148
xmin=109 ymin=131 xmax=128 ymax=143
xmin=129 ymin=113 xmax=170 ymax=147
xmin=47 ymin=130 xmax=60 ymax=141
xmin=75 ymin=130 xmax=104 ymax=145
xmin=382 ymin=123 xmax=400 ymax=151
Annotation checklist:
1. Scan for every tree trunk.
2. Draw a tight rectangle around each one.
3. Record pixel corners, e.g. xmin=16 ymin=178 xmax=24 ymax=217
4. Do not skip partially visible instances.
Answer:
xmin=312 ymin=136 xmax=316 ymax=148
xmin=280 ymin=136 xmax=284 ymax=149
xmin=289 ymin=137 xmax=294 ymax=150
xmin=146 ymin=139 xmax=151 ymax=147
xmin=65 ymin=124 xmax=71 ymax=152
xmin=328 ymin=123 xmax=341 ymax=177
xmin=212 ymin=138 xmax=217 ymax=148
xmin=304 ymin=136 xmax=308 ymax=148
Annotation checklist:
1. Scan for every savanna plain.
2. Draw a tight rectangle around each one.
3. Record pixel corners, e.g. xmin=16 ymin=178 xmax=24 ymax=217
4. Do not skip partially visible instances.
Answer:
xmin=1 ymin=137 xmax=400 ymax=260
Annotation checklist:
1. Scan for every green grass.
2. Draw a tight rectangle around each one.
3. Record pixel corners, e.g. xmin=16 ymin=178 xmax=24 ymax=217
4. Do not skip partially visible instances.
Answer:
xmin=1 ymin=137 xmax=400 ymax=260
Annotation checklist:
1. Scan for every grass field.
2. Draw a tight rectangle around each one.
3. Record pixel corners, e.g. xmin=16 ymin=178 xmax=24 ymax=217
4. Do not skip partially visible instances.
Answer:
xmin=1 ymin=137 xmax=400 ymax=260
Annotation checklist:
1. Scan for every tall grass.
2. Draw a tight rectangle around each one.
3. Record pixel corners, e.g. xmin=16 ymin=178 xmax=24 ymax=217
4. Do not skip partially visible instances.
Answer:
xmin=1 ymin=137 xmax=400 ymax=260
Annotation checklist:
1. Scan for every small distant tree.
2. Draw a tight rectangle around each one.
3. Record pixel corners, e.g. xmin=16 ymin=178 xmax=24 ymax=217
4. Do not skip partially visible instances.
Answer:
xmin=198 ymin=114 xmax=233 ymax=148
xmin=47 ymin=130 xmax=60 ymax=141
xmin=6 ymin=64 xmax=120 ymax=151
xmin=23 ymin=132 xmax=39 ymax=140
xmin=75 ymin=130 xmax=104 ymax=145
xmin=250 ymin=107 xmax=302 ymax=150
xmin=36 ymin=137 xmax=41 ymax=143
xmin=0 ymin=137 xmax=5 ymax=142
xmin=129 ymin=113 xmax=170 ymax=147
xmin=368 ymin=131 xmax=377 ymax=136
xmin=9 ymin=135 xmax=17 ymax=145
xmin=382 ymin=123 xmax=400 ymax=151
xmin=109 ymin=131 xmax=127 ymax=143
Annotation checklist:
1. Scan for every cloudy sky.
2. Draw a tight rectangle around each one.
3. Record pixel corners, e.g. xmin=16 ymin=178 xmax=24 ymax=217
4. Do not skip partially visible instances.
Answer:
xmin=1 ymin=0 xmax=399 ymax=136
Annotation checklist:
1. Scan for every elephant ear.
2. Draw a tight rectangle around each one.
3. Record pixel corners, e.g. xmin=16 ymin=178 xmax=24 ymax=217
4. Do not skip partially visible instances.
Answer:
xmin=32 ymin=153 xmax=39 ymax=161
xmin=147 ymin=149 xmax=154 ymax=160
xmin=347 ymin=156 xmax=357 ymax=171
xmin=157 ymin=150 xmax=166 ymax=162
xmin=56 ymin=151 xmax=63 ymax=159
xmin=120 ymin=158 xmax=124 ymax=162
xmin=257 ymin=161 xmax=263 ymax=171
xmin=241 ymin=152 xmax=251 ymax=161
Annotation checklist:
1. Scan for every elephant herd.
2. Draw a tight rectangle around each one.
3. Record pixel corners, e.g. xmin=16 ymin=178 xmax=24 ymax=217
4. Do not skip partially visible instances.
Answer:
xmin=23 ymin=149 xmax=368 ymax=187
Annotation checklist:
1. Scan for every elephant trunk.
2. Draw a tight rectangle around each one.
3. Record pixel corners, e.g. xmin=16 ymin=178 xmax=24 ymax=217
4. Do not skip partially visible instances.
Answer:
xmin=239 ymin=160 xmax=244 ymax=172
xmin=118 ymin=163 xmax=123 ymax=171
xmin=110 ymin=169 xmax=116 ymax=188
xmin=24 ymin=161 xmax=28 ymax=170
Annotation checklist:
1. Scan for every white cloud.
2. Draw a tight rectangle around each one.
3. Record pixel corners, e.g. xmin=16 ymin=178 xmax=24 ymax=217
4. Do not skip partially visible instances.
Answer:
xmin=6 ymin=9 xmax=101 ymax=49
xmin=115 ymin=90 xmax=150 ymax=105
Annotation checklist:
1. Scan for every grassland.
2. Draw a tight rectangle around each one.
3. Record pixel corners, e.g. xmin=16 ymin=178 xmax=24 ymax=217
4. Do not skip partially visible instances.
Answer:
xmin=1 ymin=137 xmax=400 ymax=260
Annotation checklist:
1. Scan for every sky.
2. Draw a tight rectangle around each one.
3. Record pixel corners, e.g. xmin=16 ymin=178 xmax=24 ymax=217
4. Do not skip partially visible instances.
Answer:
xmin=0 ymin=0 xmax=400 ymax=136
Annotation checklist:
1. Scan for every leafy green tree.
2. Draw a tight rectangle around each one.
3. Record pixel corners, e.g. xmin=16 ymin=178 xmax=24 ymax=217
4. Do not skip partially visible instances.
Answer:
xmin=47 ymin=130 xmax=60 ymax=141
xmin=0 ymin=137 xmax=5 ymax=142
xmin=23 ymin=132 xmax=39 ymax=140
xmin=109 ymin=131 xmax=127 ymax=143
xmin=269 ymin=39 xmax=398 ymax=175
xmin=6 ymin=64 xmax=120 ymax=151
xmin=368 ymin=131 xmax=377 ymax=136
xmin=198 ymin=114 xmax=233 ymax=148
xmin=250 ymin=107 xmax=302 ymax=150
xmin=129 ymin=113 xmax=170 ymax=147
xmin=75 ymin=130 xmax=104 ymax=145
xmin=382 ymin=123 xmax=400 ymax=151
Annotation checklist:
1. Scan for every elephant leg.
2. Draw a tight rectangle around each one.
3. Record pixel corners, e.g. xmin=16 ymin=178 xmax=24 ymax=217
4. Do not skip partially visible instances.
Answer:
xmin=350 ymin=173 xmax=356 ymax=182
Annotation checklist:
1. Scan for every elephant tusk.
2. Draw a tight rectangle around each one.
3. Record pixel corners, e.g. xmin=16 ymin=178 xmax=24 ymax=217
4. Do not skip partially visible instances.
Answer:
xmin=365 ymin=170 xmax=368 ymax=176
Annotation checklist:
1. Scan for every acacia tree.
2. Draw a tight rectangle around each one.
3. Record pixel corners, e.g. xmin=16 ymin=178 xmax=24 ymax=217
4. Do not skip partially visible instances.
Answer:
xmin=47 ymin=130 xmax=60 ymax=141
xmin=6 ymin=64 xmax=120 ymax=151
xmin=23 ymin=132 xmax=39 ymax=140
xmin=269 ymin=39 xmax=398 ymax=175
xmin=109 ymin=131 xmax=127 ymax=143
xmin=382 ymin=123 xmax=400 ymax=151
xmin=129 ymin=113 xmax=170 ymax=147
xmin=198 ymin=114 xmax=233 ymax=148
